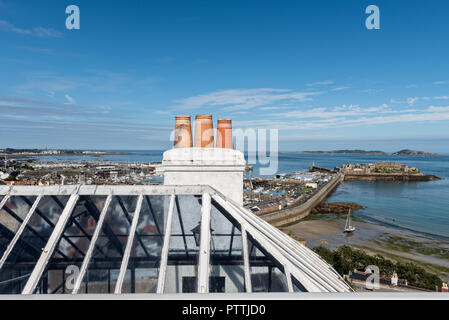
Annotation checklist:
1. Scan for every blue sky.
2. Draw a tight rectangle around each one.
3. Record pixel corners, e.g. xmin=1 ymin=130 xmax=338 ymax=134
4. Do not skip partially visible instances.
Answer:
xmin=1 ymin=0 xmax=449 ymax=153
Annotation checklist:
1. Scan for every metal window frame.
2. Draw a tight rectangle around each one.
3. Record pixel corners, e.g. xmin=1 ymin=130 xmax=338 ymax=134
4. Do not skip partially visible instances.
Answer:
xmin=224 ymin=198 xmax=348 ymax=292
xmin=211 ymin=194 xmax=323 ymax=293
xmin=72 ymin=194 xmax=112 ymax=294
xmin=114 ymin=194 xmax=144 ymax=294
xmin=116 ymin=196 xmax=150 ymax=258
xmin=0 ymin=194 xmax=11 ymax=211
xmin=197 ymin=193 xmax=211 ymax=293
xmin=22 ymin=193 xmax=80 ymax=294
xmin=227 ymin=201 xmax=334 ymax=292
xmin=0 ymin=185 xmax=206 ymax=196
xmin=223 ymin=192 xmax=347 ymax=283
xmin=0 ymin=184 xmax=351 ymax=294
xmin=174 ymin=196 xmax=190 ymax=258
xmin=83 ymin=196 xmax=124 ymax=256
xmin=240 ymin=225 xmax=252 ymax=293
xmin=245 ymin=208 xmax=345 ymax=288
xmin=0 ymin=195 xmax=42 ymax=270
xmin=156 ymin=194 xmax=175 ymax=294
xmin=284 ymin=267 xmax=293 ymax=293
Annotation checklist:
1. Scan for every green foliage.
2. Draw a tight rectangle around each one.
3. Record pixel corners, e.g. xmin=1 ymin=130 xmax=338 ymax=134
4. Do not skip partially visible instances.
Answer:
xmin=300 ymin=187 xmax=313 ymax=194
xmin=313 ymin=245 xmax=443 ymax=290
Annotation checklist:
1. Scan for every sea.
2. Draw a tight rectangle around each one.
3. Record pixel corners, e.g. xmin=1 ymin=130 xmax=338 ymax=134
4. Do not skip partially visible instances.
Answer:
xmin=29 ymin=150 xmax=449 ymax=241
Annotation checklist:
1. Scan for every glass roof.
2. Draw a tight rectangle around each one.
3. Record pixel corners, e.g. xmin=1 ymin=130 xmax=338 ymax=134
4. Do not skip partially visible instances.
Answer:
xmin=0 ymin=185 xmax=351 ymax=294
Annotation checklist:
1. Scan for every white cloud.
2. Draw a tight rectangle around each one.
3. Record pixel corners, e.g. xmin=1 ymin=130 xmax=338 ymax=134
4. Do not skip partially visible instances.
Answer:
xmin=307 ymin=80 xmax=334 ymax=87
xmin=175 ymin=88 xmax=320 ymax=111
xmin=407 ymin=97 xmax=419 ymax=106
xmin=64 ymin=94 xmax=76 ymax=105
xmin=433 ymin=81 xmax=449 ymax=85
xmin=331 ymin=86 xmax=350 ymax=91
xmin=360 ymin=88 xmax=384 ymax=94
xmin=0 ymin=19 xmax=61 ymax=38
xmin=234 ymin=105 xmax=449 ymax=131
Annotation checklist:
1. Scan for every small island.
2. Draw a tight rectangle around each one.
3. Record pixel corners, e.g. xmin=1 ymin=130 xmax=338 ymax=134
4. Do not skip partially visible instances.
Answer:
xmin=281 ymin=150 xmax=388 ymax=155
xmin=392 ymin=149 xmax=441 ymax=157
xmin=0 ymin=148 xmax=136 ymax=157
xmin=282 ymin=149 xmax=442 ymax=157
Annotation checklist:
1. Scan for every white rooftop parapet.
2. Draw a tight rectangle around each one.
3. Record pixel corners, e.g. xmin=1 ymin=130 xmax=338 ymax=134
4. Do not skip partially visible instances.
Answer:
xmin=159 ymin=148 xmax=246 ymax=205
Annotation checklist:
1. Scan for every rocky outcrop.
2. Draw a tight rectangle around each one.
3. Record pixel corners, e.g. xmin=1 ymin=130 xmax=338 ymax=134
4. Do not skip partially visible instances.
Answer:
xmin=343 ymin=174 xmax=442 ymax=182
xmin=392 ymin=149 xmax=441 ymax=157
xmin=311 ymin=202 xmax=365 ymax=215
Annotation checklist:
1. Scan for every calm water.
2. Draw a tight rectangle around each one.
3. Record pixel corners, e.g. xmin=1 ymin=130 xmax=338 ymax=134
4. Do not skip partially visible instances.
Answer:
xmin=31 ymin=150 xmax=449 ymax=239
xmin=261 ymin=153 xmax=449 ymax=240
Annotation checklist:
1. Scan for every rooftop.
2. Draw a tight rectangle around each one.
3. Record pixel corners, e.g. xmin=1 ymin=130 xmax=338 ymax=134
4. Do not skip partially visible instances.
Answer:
xmin=0 ymin=184 xmax=351 ymax=295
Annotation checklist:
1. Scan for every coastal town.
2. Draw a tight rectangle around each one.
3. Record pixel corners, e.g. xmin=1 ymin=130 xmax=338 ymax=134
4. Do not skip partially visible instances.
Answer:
xmin=1 ymin=150 xmax=447 ymax=293
xmin=0 ymin=158 xmax=162 ymax=185
xmin=1 ymin=154 xmax=441 ymax=225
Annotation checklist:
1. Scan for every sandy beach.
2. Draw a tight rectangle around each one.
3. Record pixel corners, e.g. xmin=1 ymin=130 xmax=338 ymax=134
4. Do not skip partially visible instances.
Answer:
xmin=281 ymin=216 xmax=449 ymax=282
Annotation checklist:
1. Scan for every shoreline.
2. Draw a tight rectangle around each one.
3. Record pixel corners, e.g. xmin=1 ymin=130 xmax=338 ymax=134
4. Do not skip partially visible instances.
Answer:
xmin=281 ymin=214 xmax=449 ymax=282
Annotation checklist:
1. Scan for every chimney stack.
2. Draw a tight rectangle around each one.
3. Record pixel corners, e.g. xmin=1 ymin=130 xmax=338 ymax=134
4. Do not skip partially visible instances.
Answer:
xmin=162 ymin=114 xmax=246 ymax=204
xmin=194 ymin=115 xmax=214 ymax=148
xmin=216 ymin=119 xmax=234 ymax=149
xmin=174 ymin=116 xmax=193 ymax=148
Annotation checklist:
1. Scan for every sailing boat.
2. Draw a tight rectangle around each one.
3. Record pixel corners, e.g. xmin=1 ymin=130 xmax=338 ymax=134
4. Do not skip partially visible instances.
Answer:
xmin=344 ymin=208 xmax=356 ymax=233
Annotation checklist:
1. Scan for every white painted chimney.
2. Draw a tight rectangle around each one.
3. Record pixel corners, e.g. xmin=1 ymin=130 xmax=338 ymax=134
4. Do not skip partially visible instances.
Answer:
xmin=160 ymin=148 xmax=246 ymax=205
xmin=159 ymin=116 xmax=246 ymax=205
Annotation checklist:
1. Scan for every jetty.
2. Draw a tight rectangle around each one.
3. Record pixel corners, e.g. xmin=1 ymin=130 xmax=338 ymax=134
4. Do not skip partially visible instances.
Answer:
xmin=260 ymin=173 xmax=344 ymax=227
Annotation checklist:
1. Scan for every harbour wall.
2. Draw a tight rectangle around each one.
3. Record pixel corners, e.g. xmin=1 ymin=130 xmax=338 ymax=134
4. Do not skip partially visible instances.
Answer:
xmin=261 ymin=173 xmax=344 ymax=227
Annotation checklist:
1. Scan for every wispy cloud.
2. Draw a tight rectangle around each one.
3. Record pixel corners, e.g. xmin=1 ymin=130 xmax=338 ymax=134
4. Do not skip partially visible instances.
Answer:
xmin=307 ymin=80 xmax=334 ymax=87
xmin=14 ymin=71 xmax=153 ymax=96
xmin=64 ymin=94 xmax=76 ymax=105
xmin=0 ymin=19 xmax=62 ymax=38
xmin=433 ymin=81 xmax=449 ymax=85
xmin=277 ymin=104 xmax=401 ymax=120
xmin=407 ymin=97 xmax=419 ymax=106
xmin=175 ymin=88 xmax=320 ymax=111
xmin=360 ymin=88 xmax=384 ymax=94
xmin=234 ymin=105 xmax=449 ymax=131
xmin=331 ymin=86 xmax=350 ymax=92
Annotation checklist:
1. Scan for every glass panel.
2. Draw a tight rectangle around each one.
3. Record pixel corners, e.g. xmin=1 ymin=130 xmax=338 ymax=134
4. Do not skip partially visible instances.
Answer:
xmin=34 ymin=195 xmax=110 ymax=294
xmin=0 ymin=196 xmax=35 ymax=260
xmin=77 ymin=195 xmax=137 ymax=294
xmin=121 ymin=195 xmax=165 ymax=293
xmin=164 ymin=195 xmax=202 ymax=293
xmin=209 ymin=200 xmax=245 ymax=293
xmin=247 ymin=234 xmax=289 ymax=292
xmin=0 ymin=196 xmax=69 ymax=294
xmin=292 ymin=275 xmax=307 ymax=292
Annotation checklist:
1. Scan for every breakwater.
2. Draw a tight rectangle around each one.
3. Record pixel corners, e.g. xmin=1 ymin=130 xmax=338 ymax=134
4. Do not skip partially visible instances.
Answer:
xmin=261 ymin=173 xmax=344 ymax=227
